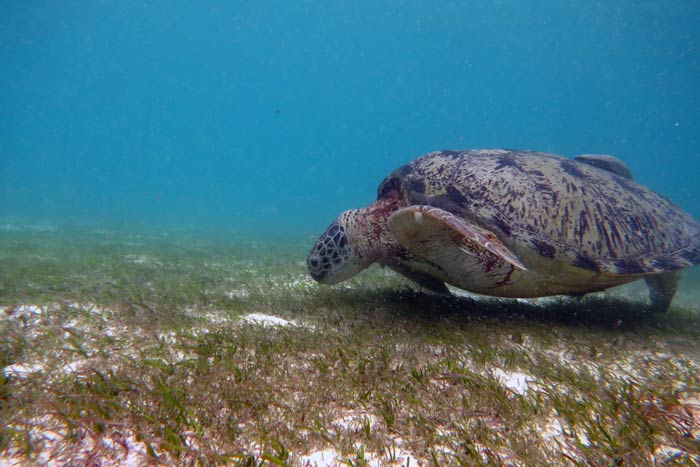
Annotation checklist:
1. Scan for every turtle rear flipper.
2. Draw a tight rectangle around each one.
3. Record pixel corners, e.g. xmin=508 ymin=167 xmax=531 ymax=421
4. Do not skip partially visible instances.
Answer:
xmin=388 ymin=206 xmax=526 ymax=293
xmin=644 ymin=271 xmax=681 ymax=314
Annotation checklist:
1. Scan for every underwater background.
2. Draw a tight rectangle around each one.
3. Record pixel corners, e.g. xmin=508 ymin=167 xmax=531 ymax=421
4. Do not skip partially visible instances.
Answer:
xmin=1 ymin=1 xmax=699 ymax=234
xmin=3 ymin=3 xmax=700 ymax=465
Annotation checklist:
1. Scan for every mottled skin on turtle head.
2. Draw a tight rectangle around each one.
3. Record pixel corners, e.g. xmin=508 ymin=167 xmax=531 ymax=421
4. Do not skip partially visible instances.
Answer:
xmin=307 ymin=191 xmax=403 ymax=284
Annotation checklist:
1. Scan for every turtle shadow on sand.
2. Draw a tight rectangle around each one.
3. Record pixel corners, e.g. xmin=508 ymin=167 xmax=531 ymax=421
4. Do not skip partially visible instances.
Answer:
xmin=320 ymin=286 xmax=698 ymax=332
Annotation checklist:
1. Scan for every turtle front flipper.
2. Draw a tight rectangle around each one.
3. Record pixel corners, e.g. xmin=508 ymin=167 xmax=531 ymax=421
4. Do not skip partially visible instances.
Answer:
xmin=387 ymin=206 xmax=526 ymax=294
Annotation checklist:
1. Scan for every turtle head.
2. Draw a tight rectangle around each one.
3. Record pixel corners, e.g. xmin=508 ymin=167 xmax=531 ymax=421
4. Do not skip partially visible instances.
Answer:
xmin=307 ymin=209 xmax=377 ymax=284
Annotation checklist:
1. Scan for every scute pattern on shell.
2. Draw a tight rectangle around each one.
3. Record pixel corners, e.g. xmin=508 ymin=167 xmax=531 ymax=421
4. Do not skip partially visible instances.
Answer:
xmin=377 ymin=149 xmax=700 ymax=275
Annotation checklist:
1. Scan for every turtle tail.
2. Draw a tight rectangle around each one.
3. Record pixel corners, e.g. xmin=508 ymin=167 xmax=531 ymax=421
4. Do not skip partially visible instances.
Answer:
xmin=678 ymin=223 xmax=700 ymax=265
xmin=689 ymin=232 xmax=700 ymax=265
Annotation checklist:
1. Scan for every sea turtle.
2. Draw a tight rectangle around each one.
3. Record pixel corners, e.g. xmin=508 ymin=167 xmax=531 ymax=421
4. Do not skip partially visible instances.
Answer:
xmin=307 ymin=149 xmax=700 ymax=313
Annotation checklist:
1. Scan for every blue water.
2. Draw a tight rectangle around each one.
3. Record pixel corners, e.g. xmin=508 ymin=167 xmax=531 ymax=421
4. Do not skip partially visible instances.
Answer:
xmin=2 ymin=1 xmax=699 ymax=234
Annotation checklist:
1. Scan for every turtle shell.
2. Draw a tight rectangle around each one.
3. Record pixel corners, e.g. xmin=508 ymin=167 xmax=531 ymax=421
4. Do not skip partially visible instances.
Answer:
xmin=377 ymin=149 xmax=700 ymax=275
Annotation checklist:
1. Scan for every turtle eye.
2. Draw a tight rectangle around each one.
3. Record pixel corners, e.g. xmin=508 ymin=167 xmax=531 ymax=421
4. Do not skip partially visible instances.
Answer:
xmin=308 ymin=254 xmax=320 ymax=269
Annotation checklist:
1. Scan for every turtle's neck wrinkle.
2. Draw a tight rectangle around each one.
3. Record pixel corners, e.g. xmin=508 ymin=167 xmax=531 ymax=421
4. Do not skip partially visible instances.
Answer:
xmin=350 ymin=190 xmax=404 ymax=263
